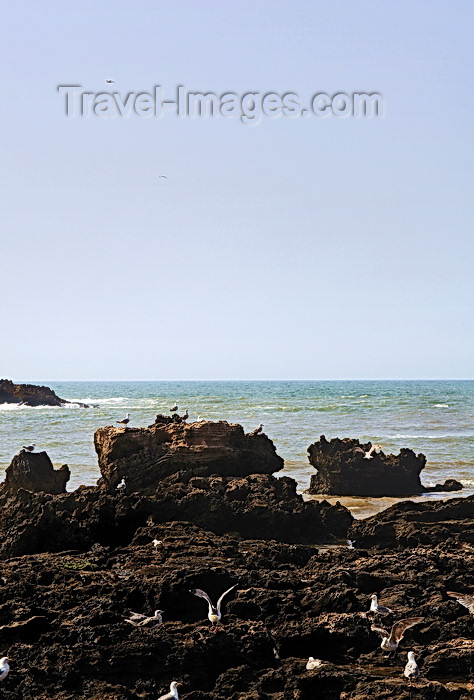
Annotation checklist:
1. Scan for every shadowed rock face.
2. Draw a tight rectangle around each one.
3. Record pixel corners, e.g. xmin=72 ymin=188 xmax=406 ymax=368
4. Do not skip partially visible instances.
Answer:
xmin=95 ymin=417 xmax=284 ymax=492
xmin=307 ymin=436 xmax=427 ymax=497
xmin=0 ymin=379 xmax=66 ymax=406
xmin=1 ymin=451 xmax=70 ymax=499
xmin=349 ymin=495 xmax=474 ymax=549
xmin=0 ymin=517 xmax=471 ymax=699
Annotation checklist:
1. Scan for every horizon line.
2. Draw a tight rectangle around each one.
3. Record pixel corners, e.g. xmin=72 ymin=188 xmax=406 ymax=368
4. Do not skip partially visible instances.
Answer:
xmin=13 ymin=377 xmax=474 ymax=383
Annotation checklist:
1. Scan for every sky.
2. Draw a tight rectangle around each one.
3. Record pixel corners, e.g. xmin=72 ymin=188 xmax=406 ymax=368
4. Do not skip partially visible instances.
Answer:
xmin=1 ymin=1 xmax=473 ymax=380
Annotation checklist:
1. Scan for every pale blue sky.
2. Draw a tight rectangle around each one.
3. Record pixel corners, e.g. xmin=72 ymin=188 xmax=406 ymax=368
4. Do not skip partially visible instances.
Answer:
xmin=1 ymin=1 xmax=473 ymax=380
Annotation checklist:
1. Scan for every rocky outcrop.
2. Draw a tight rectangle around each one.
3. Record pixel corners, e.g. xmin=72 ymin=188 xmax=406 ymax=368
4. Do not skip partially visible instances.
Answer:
xmin=0 ymin=379 xmax=66 ymax=406
xmin=0 ymin=517 xmax=471 ymax=699
xmin=349 ymin=494 xmax=474 ymax=549
xmin=0 ymin=451 xmax=70 ymax=500
xmin=95 ymin=417 xmax=284 ymax=491
xmin=307 ymin=436 xmax=461 ymax=497
xmin=0 ymin=379 xmax=94 ymax=407
xmin=0 ymin=474 xmax=353 ymax=558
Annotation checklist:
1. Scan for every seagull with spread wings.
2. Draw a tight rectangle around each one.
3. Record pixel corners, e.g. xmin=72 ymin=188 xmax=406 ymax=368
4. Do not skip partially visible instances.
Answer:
xmin=447 ymin=591 xmax=474 ymax=615
xmin=371 ymin=617 xmax=423 ymax=658
xmin=190 ymin=584 xmax=237 ymax=629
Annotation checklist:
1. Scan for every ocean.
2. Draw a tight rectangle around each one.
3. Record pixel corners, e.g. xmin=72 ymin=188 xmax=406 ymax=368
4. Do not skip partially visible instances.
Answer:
xmin=1 ymin=380 xmax=473 ymax=519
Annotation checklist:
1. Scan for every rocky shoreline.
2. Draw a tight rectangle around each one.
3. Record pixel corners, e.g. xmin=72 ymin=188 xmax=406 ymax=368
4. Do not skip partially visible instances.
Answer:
xmin=0 ymin=419 xmax=471 ymax=699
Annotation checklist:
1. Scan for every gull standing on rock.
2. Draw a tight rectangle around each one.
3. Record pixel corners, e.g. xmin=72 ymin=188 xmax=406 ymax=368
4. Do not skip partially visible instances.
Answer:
xmin=368 ymin=594 xmax=393 ymax=617
xmin=117 ymin=413 xmax=131 ymax=426
xmin=181 ymin=409 xmax=189 ymax=421
xmin=152 ymin=539 xmax=163 ymax=548
xmin=250 ymin=424 xmax=263 ymax=436
xmin=190 ymin=584 xmax=237 ymax=629
xmin=116 ymin=477 xmax=127 ymax=493
xmin=447 ymin=591 xmax=474 ymax=615
xmin=157 ymin=681 xmax=181 ymax=700
xmin=306 ymin=657 xmax=324 ymax=670
xmin=22 ymin=444 xmax=36 ymax=452
xmin=371 ymin=617 xmax=423 ymax=658
xmin=404 ymin=651 xmax=420 ymax=683
xmin=0 ymin=657 xmax=10 ymax=681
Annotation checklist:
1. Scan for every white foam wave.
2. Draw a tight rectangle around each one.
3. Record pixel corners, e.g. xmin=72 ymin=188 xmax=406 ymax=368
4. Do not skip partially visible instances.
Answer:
xmin=434 ymin=404 xmax=449 ymax=408
xmin=389 ymin=433 xmax=472 ymax=439
xmin=70 ymin=397 xmax=127 ymax=404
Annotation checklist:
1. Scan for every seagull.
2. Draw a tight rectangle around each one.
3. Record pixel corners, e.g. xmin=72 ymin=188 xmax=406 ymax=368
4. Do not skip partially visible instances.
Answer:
xmin=369 ymin=594 xmax=393 ymax=617
xmin=22 ymin=444 xmax=36 ymax=452
xmin=250 ymin=424 xmax=263 ymax=436
xmin=190 ymin=584 xmax=237 ymax=629
xmin=116 ymin=477 xmax=127 ymax=492
xmin=0 ymin=657 xmax=10 ymax=681
xmin=371 ymin=617 xmax=423 ymax=658
xmin=363 ymin=444 xmax=382 ymax=459
xmin=105 ymin=79 xmax=115 ymax=84
xmin=347 ymin=539 xmax=355 ymax=549
xmin=447 ymin=591 xmax=474 ymax=615
xmin=117 ymin=413 xmax=131 ymax=426
xmin=170 ymin=403 xmax=178 ymax=413
xmin=181 ymin=409 xmax=189 ymax=421
xmin=152 ymin=539 xmax=163 ymax=548
xmin=306 ymin=657 xmax=324 ymax=670
xmin=157 ymin=681 xmax=181 ymax=700
xmin=125 ymin=609 xmax=164 ymax=629
xmin=404 ymin=651 xmax=420 ymax=683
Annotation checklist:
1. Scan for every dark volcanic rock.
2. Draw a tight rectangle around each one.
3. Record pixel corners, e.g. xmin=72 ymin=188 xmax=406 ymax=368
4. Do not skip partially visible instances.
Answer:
xmin=1 ymin=451 xmax=70 ymax=499
xmin=0 ymin=379 xmax=94 ymax=408
xmin=425 ymin=479 xmax=463 ymax=493
xmin=0 ymin=473 xmax=353 ymax=558
xmin=95 ymin=418 xmax=284 ymax=491
xmin=308 ymin=435 xmax=429 ymax=497
xmin=0 ymin=379 xmax=66 ymax=406
xmin=0 ymin=520 xmax=471 ymax=699
xmin=349 ymin=494 xmax=474 ymax=549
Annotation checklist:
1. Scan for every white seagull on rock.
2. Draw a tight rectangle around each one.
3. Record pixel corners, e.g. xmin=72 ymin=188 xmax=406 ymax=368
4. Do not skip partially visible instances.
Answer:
xmin=371 ymin=617 xmax=423 ymax=658
xmin=404 ymin=651 xmax=420 ymax=683
xmin=22 ymin=444 xmax=36 ymax=452
xmin=0 ymin=657 xmax=10 ymax=681
xmin=117 ymin=413 xmax=131 ymax=426
xmin=190 ymin=584 xmax=237 ymax=629
xmin=250 ymin=424 xmax=263 ymax=436
xmin=152 ymin=539 xmax=163 ymax=548
xmin=306 ymin=657 xmax=324 ymax=670
xmin=157 ymin=681 xmax=181 ymax=700
xmin=369 ymin=594 xmax=393 ymax=617
xmin=116 ymin=477 xmax=127 ymax=492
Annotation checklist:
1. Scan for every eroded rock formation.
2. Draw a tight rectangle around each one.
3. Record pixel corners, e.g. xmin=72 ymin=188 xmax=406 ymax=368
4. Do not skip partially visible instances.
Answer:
xmin=95 ymin=417 xmax=285 ymax=491
xmin=1 ymin=450 xmax=70 ymax=500
xmin=307 ymin=436 xmax=461 ymax=497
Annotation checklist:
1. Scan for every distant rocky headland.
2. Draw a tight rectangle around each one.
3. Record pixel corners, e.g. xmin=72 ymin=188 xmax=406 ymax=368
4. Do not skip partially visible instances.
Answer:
xmin=0 ymin=417 xmax=472 ymax=699
xmin=0 ymin=379 xmax=94 ymax=407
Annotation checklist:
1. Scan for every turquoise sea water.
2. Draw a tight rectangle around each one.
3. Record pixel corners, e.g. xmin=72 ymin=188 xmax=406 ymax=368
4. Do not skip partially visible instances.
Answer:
xmin=1 ymin=380 xmax=473 ymax=518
